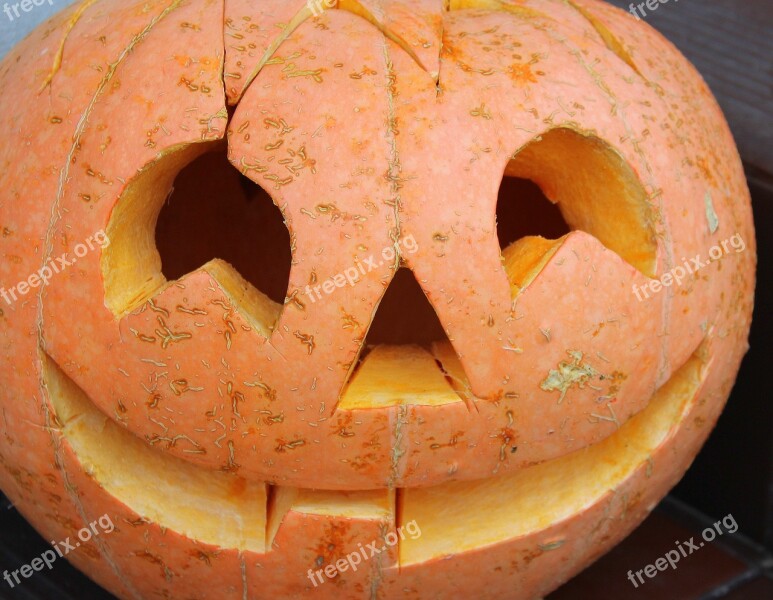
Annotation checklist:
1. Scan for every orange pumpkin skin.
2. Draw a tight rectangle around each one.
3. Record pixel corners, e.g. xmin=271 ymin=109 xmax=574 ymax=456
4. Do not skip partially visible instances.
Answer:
xmin=0 ymin=0 xmax=755 ymax=599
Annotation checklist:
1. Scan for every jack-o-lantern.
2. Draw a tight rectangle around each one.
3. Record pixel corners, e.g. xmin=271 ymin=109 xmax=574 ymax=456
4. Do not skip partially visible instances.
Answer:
xmin=0 ymin=0 xmax=755 ymax=598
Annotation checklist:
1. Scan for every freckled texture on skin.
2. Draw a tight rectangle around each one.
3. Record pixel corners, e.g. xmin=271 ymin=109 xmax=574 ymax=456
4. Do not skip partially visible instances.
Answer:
xmin=0 ymin=1 xmax=755 ymax=598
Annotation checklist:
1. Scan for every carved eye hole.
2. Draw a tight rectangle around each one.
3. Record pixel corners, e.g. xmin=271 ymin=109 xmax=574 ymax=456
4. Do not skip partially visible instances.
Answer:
xmin=497 ymin=176 xmax=570 ymax=250
xmin=497 ymin=127 xmax=658 ymax=282
xmin=156 ymin=147 xmax=291 ymax=306
xmin=102 ymin=143 xmax=292 ymax=321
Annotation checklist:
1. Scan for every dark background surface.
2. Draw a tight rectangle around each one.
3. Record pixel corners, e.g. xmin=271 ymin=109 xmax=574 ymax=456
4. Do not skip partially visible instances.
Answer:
xmin=0 ymin=1 xmax=771 ymax=599
xmin=612 ymin=0 xmax=772 ymax=176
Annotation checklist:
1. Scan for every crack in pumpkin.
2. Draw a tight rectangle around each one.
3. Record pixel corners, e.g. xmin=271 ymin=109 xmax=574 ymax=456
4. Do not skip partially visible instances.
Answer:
xmin=38 ymin=0 xmax=101 ymax=92
xmin=340 ymin=0 xmax=430 ymax=72
xmin=565 ymin=0 xmax=646 ymax=81
xmin=436 ymin=13 xmax=445 ymax=93
xmin=236 ymin=0 xmax=433 ymax=105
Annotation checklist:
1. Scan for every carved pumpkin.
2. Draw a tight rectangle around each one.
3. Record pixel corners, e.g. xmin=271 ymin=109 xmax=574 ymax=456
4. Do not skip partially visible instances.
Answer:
xmin=0 ymin=0 xmax=755 ymax=598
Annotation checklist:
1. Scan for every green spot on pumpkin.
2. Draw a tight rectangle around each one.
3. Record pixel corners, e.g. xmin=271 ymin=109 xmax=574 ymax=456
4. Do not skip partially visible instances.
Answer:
xmin=540 ymin=350 xmax=600 ymax=404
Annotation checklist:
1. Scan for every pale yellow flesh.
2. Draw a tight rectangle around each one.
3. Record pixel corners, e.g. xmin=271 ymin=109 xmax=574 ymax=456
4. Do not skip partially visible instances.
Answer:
xmin=46 ymin=353 xmax=396 ymax=552
xmin=74 ymin=117 xmax=680 ymax=563
xmin=203 ymin=259 xmax=281 ymax=340
xmin=338 ymin=344 xmax=465 ymax=409
xmin=267 ymin=487 xmax=395 ymax=547
xmin=102 ymin=145 xmax=281 ymax=335
xmin=430 ymin=340 xmax=475 ymax=403
xmin=399 ymin=350 xmax=704 ymax=565
xmin=90 ymin=124 xmax=667 ymax=564
xmin=44 ymin=354 xmax=269 ymax=552
xmin=506 ymin=128 xmax=657 ymax=277
xmin=502 ymin=235 xmax=563 ymax=295
xmin=102 ymin=143 xmax=209 ymax=317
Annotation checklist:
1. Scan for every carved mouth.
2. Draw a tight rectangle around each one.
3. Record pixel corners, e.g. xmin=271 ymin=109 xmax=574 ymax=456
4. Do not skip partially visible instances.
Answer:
xmin=44 ymin=345 xmax=706 ymax=562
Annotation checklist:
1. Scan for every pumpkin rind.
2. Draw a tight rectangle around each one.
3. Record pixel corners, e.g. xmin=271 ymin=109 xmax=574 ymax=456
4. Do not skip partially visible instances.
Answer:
xmin=0 ymin=0 xmax=755 ymax=598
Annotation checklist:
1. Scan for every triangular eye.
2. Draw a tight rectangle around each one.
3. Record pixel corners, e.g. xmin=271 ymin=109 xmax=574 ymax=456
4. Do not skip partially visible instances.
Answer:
xmin=157 ymin=148 xmax=291 ymax=305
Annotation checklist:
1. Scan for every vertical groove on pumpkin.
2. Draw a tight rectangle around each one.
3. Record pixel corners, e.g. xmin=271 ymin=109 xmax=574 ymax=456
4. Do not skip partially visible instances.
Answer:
xmin=33 ymin=4 xmax=194 ymax=597
xmin=565 ymin=0 xmax=646 ymax=80
xmin=39 ymin=0 xmax=195 ymax=323
xmin=39 ymin=352 xmax=145 ymax=600
xmin=0 ymin=0 xmax=753 ymax=595
xmin=381 ymin=38 xmax=404 ymax=271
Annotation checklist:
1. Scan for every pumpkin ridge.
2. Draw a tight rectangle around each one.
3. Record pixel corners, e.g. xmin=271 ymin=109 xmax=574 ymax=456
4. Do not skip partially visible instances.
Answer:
xmin=31 ymin=5 xmax=195 ymax=596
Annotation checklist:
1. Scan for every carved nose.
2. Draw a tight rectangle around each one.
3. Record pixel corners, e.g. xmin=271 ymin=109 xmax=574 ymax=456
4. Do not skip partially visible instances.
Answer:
xmin=337 ymin=267 xmax=472 ymax=410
